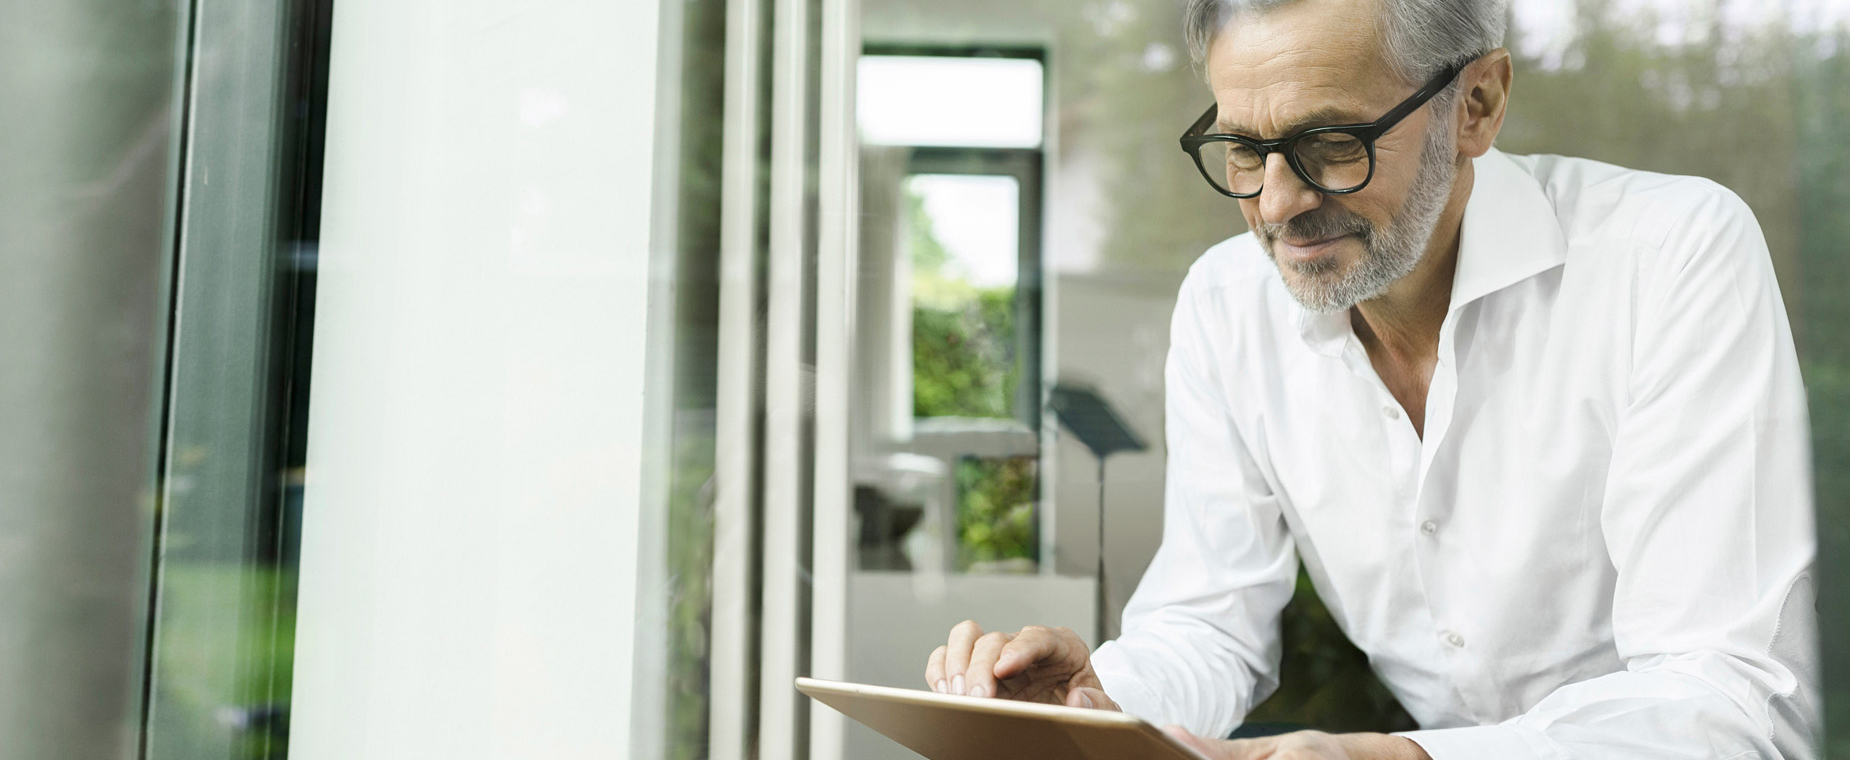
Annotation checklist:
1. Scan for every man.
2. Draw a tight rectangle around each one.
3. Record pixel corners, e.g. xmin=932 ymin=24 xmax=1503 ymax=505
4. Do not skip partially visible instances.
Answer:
xmin=922 ymin=0 xmax=1821 ymax=757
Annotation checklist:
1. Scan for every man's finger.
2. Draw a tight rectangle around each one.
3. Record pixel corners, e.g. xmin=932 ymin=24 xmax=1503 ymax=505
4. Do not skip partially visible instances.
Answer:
xmin=994 ymin=625 xmax=1080 ymax=679
xmin=925 ymin=645 xmax=947 ymax=693
xmin=943 ymin=620 xmax=983 ymax=695
xmin=961 ymin=630 xmax=1014 ymax=699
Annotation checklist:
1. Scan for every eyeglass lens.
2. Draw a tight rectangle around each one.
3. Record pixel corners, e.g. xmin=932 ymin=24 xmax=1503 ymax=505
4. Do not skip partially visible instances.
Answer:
xmin=1198 ymin=132 xmax=1371 ymax=195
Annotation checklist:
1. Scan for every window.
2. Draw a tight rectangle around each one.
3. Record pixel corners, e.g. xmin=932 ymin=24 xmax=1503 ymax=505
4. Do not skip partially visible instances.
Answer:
xmin=858 ymin=49 xmax=1048 ymax=572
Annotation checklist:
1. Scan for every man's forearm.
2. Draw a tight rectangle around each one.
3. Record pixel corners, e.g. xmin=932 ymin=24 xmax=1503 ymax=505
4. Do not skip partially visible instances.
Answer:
xmin=1169 ymin=728 xmax=1433 ymax=760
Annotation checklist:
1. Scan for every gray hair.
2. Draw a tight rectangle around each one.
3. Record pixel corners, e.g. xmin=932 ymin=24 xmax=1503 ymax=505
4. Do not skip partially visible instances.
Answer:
xmin=1183 ymin=0 xmax=1507 ymax=86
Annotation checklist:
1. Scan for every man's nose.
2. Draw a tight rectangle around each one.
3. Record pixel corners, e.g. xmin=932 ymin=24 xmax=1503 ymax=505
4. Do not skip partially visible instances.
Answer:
xmin=1256 ymin=152 xmax=1323 ymax=229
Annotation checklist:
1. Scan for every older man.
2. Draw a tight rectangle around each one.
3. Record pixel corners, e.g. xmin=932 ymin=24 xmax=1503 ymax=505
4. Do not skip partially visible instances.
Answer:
xmin=922 ymin=0 xmax=1820 ymax=758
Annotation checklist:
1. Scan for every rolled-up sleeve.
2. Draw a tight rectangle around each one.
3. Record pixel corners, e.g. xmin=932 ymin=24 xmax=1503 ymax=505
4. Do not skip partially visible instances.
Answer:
xmin=1402 ymin=186 xmax=1820 ymax=759
xmin=1089 ymin=273 xmax=1299 ymax=740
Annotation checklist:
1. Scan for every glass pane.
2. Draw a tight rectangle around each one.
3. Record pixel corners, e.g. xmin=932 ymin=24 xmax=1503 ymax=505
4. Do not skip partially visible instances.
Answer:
xmin=1197 ymin=140 xmax=1266 ymax=195
xmin=659 ymin=0 xmax=726 ymax=756
xmin=142 ymin=1 xmax=332 ymax=758
xmin=956 ymin=455 xmax=1039 ymax=571
xmin=0 ymin=1 xmax=190 ymax=756
xmin=1293 ymin=132 xmax=1369 ymax=190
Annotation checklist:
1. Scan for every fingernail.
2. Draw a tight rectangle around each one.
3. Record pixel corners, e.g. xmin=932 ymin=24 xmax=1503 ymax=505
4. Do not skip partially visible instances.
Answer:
xmin=970 ymin=684 xmax=987 ymax=698
xmin=1077 ymin=691 xmax=1093 ymax=709
xmin=936 ymin=680 xmax=946 ymax=694
xmin=952 ymin=675 xmax=965 ymax=695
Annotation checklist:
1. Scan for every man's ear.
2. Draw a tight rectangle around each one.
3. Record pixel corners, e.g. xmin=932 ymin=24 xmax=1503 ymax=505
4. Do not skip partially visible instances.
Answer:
xmin=1456 ymin=48 xmax=1513 ymax=159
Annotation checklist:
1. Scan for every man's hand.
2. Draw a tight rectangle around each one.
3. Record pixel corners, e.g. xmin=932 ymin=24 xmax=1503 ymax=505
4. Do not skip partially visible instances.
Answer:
xmin=923 ymin=620 xmax=1119 ymax=710
xmin=1163 ymin=727 xmax=1432 ymax=760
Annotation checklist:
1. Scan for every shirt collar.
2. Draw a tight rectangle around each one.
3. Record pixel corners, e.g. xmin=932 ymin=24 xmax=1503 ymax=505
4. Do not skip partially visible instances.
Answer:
xmin=1449 ymin=147 xmax=1569 ymax=309
xmin=1294 ymin=147 xmax=1568 ymax=355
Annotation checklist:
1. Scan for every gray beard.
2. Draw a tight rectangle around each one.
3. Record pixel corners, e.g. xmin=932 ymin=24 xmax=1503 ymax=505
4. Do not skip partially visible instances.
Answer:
xmin=1258 ymin=115 xmax=1459 ymax=314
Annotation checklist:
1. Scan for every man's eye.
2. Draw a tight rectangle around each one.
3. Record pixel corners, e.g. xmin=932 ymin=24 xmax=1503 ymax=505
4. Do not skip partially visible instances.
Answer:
xmin=1227 ymin=146 xmax=1264 ymax=170
xmin=1296 ymin=134 xmax=1367 ymax=163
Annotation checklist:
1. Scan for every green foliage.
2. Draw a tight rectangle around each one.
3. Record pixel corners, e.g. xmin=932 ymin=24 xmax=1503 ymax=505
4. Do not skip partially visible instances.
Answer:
xmin=955 ymin=457 xmax=1038 ymax=568
xmin=909 ymin=189 xmax=1020 ymax=420
xmin=1244 ymin=570 xmax=1418 ymax=733
xmin=912 ymin=293 xmax=1019 ymax=420
xmin=661 ymin=1 xmax=727 ymax=757
xmin=665 ymin=428 xmax=716 ymax=760
xmin=145 ymin=565 xmax=296 ymax=760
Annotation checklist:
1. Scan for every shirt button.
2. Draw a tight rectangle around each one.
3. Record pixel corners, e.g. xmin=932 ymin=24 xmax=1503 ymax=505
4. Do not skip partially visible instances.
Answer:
xmin=1443 ymin=631 xmax=1465 ymax=648
xmin=1420 ymin=520 xmax=1438 ymax=536
xmin=1383 ymin=405 xmax=1401 ymax=420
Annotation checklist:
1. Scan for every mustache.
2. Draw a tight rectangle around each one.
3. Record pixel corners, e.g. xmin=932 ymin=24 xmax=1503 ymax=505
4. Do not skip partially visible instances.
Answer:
xmin=1257 ymin=208 xmax=1374 ymax=245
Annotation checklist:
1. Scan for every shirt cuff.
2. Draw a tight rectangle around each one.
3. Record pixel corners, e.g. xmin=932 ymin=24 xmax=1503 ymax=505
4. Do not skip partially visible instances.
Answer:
xmin=1088 ymin=644 xmax=1165 ymax=724
xmin=1396 ymin=724 xmax=1564 ymax=760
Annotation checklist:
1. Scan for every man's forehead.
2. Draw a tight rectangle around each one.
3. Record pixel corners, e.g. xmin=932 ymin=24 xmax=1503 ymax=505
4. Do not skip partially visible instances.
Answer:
xmin=1213 ymin=103 xmax=1368 ymax=137
xmin=1202 ymin=0 xmax=1398 ymax=135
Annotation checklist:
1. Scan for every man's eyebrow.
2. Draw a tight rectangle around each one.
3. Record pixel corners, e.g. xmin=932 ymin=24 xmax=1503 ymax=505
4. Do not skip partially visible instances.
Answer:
xmin=1215 ymin=106 xmax=1367 ymax=138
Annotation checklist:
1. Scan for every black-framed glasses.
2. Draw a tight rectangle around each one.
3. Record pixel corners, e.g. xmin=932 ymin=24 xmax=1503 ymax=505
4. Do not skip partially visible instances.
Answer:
xmin=1179 ymin=59 xmax=1473 ymax=198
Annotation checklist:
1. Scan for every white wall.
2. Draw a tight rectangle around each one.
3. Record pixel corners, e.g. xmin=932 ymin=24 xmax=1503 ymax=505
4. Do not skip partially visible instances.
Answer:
xmin=1050 ymin=273 xmax=1180 ymax=623
xmin=288 ymin=1 xmax=667 ymax=758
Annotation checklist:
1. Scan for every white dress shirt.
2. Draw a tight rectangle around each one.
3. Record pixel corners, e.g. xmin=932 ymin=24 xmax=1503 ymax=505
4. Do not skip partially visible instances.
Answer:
xmin=1089 ymin=147 xmax=1820 ymax=759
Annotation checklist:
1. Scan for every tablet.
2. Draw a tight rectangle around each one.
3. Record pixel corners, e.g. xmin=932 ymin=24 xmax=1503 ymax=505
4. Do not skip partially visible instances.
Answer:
xmin=796 ymin=677 xmax=1211 ymax=760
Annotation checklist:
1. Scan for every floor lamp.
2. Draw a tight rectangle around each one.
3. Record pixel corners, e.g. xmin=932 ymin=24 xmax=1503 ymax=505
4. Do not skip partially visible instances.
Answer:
xmin=1048 ymin=383 xmax=1147 ymax=645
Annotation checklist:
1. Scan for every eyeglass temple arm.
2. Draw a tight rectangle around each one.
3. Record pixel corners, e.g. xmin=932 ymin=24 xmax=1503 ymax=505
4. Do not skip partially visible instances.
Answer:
xmin=1181 ymin=103 xmax=1218 ymax=145
xmin=1358 ymin=61 xmax=1468 ymax=140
